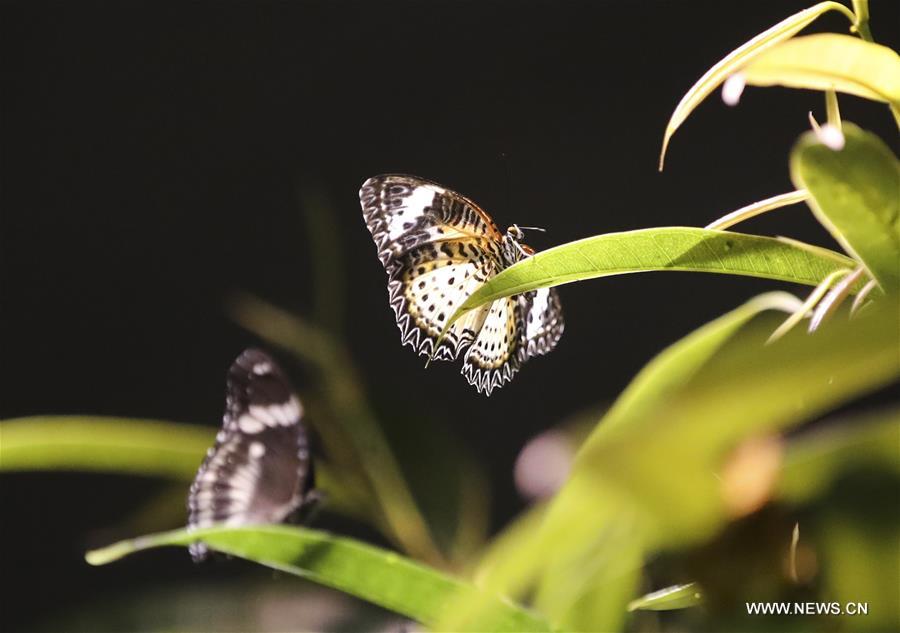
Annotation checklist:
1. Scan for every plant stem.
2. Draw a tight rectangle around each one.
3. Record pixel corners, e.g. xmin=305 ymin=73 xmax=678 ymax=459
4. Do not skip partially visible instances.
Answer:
xmin=705 ymin=190 xmax=809 ymax=231
xmin=767 ymin=268 xmax=851 ymax=343
xmin=825 ymin=90 xmax=842 ymax=131
xmin=851 ymin=0 xmax=873 ymax=41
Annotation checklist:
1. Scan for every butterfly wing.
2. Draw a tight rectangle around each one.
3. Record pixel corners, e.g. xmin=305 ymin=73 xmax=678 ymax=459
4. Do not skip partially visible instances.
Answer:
xmin=360 ymin=174 xmax=503 ymax=276
xmin=187 ymin=349 xmax=314 ymax=561
xmin=461 ymin=288 xmax=564 ymax=395
xmin=461 ymin=296 xmax=526 ymax=396
xmin=520 ymin=287 xmax=565 ymax=358
xmin=362 ymin=175 xmax=504 ymax=360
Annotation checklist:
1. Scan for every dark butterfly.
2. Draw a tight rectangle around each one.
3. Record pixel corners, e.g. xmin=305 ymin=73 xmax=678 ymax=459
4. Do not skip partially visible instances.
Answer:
xmin=360 ymin=174 xmax=564 ymax=395
xmin=187 ymin=348 xmax=318 ymax=561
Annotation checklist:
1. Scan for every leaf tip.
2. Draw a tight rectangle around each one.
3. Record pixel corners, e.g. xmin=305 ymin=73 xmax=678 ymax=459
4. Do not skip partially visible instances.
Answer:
xmin=85 ymin=547 xmax=115 ymax=566
xmin=657 ymin=132 xmax=673 ymax=172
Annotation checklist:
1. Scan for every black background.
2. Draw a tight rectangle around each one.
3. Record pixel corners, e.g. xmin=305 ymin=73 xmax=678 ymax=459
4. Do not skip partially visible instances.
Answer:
xmin=2 ymin=1 xmax=898 ymax=630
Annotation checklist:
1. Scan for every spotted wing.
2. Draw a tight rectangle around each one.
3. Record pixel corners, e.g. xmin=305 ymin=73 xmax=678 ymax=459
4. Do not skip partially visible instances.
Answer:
xmin=360 ymin=174 xmax=502 ymax=278
xmin=187 ymin=349 xmax=314 ymax=561
xmin=519 ymin=287 xmax=564 ymax=358
xmin=461 ymin=288 xmax=564 ymax=395
xmin=461 ymin=296 xmax=528 ymax=396
xmin=362 ymin=175 xmax=504 ymax=361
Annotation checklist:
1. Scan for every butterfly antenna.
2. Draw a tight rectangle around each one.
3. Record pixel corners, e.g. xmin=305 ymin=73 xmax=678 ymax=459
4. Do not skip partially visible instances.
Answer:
xmin=517 ymin=225 xmax=547 ymax=232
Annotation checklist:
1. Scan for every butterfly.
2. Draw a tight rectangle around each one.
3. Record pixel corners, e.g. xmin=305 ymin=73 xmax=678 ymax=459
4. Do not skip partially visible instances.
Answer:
xmin=360 ymin=174 xmax=564 ymax=396
xmin=187 ymin=348 xmax=318 ymax=561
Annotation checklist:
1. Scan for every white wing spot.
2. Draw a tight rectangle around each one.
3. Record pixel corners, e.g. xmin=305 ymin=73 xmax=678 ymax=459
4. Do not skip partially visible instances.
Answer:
xmin=248 ymin=404 xmax=277 ymax=427
xmin=249 ymin=442 xmax=266 ymax=458
xmin=252 ymin=361 xmax=272 ymax=375
xmin=237 ymin=414 xmax=265 ymax=434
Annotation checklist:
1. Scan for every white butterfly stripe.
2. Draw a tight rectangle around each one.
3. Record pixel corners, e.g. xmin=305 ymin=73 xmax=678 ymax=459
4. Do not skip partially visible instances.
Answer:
xmin=523 ymin=288 xmax=564 ymax=358
xmin=383 ymin=185 xmax=439 ymax=240
xmin=251 ymin=361 xmax=273 ymax=375
xmin=526 ymin=289 xmax=553 ymax=340
xmin=237 ymin=413 xmax=266 ymax=434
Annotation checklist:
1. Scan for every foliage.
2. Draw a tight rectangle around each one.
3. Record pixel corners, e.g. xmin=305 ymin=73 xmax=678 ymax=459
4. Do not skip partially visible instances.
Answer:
xmin=445 ymin=228 xmax=857 ymax=327
xmin=790 ymin=123 xmax=900 ymax=290
xmin=740 ymin=34 xmax=900 ymax=106
xmin=2 ymin=1 xmax=897 ymax=631
xmin=85 ymin=525 xmax=551 ymax=633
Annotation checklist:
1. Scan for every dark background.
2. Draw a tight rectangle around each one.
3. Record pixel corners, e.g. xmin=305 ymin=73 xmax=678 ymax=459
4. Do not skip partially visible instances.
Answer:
xmin=2 ymin=1 xmax=897 ymax=630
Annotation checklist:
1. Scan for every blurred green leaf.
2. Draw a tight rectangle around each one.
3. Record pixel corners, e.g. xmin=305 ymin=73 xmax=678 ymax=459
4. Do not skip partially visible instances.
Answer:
xmin=627 ymin=583 xmax=704 ymax=612
xmin=534 ymin=515 xmax=643 ymax=631
xmin=778 ymin=407 xmax=900 ymax=503
xmin=658 ymin=1 xmax=856 ymax=169
xmin=819 ymin=511 xmax=899 ymax=630
xmin=457 ymin=294 xmax=898 ymax=630
xmin=742 ymin=34 xmax=900 ymax=106
xmin=446 ymin=228 xmax=856 ymax=328
xmin=86 ymin=525 xmax=552 ymax=633
xmin=790 ymin=122 xmax=900 ymax=291
xmin=0 ymin=416 xmax=362 ymax=520
xmin=598 ymin=292 xmax=802 ymax=434
xmin=447 ymin=293 xmax=804 ymax=628
xmin=474 ymin=502 xmax=548 ymax=582
xmin=0 ymin=417 xmax=211 ymax=479
xmin=575 ymin=294 xmax=898 ymax=547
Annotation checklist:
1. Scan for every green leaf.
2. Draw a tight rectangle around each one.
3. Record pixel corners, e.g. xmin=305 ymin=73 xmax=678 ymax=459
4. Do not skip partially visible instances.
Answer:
xmin=458 ymin=294 xmax=898 ymax=630
xmin=447 ymin=228 xmax=856 ymax=327
xmin=0 ymin=416 xmax=212 ymax=479
xmin=778 ymin=407 xmax=900 ymax=503
xmin=573 ymin=295 xmax=898 ymax=547
xmin=658 ymin=1 xmax=855 ymax=169
xmin=742 ymin=34 xmax=900 ymax=106
xmin=818 ymin=510 xmax=899 ymax=628
xmin=627 ymin=583 xmax=704 ymax=612
xmin=86 ymin=525 xmax=552 ymax=633
xmin=790 ymin=122 xmax=900 ymax=291
xmin=447 ymin=293 xmax=807 ymax=628
xmin=595 ymin=292 xmax=802 ymax=435
xmin=534 ymin=519 xmax=642 ymax=632
xmin=0 ymin=416 xmax=362 ymax=520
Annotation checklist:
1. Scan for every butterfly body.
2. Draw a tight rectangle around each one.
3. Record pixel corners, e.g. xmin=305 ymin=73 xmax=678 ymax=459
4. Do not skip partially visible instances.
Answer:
xmin=361 ymin=174 xmax=564 ymax=395
xmin=187 ymin=349 xmax=318 ymax=561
